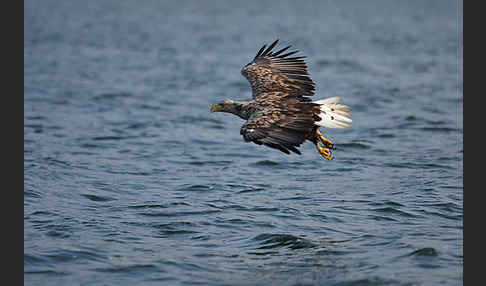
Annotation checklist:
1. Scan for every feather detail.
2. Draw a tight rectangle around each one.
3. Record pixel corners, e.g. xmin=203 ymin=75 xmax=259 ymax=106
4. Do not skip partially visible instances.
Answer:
xmin=314 ymin=97 xmax=352 ymax=129
xmin=242 ymin=39 xmax=315 ymax=98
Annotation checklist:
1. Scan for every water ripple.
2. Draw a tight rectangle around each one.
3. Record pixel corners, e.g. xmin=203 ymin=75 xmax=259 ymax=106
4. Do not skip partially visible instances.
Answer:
xmin=252 ymin=233 xmax=317 ymax=251
xmin=139 ymin=209 xmax=222 ymax=217
xmin=24 ymin=0 xmax=462 ymax=285
xmin=372 ymin=207 xmax=419 ymax=218
xmin=408 ymin=247 xmax=438 ymax=257
xmin=81 ymin=193 xmax=116 ymax=202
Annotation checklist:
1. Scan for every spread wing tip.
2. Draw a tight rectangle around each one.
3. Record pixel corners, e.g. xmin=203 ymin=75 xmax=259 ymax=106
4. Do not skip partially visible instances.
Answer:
xmin=245 ymin=39 xmax=315 ymax=98
xmin=254 ymin=39 xmax=304 ymax=60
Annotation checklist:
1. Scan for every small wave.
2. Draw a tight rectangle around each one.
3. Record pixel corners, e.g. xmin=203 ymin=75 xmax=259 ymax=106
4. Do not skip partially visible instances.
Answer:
xmin=369 ymin=201 xmax=404 ymax=207
xmin=92 ymin=136 xmax=127 ymax=141
xmin=93 ymin=92 xmax=132 ymax=100
xmin=24 ymin=189 xmax=42 ymax=199
xmin=220 ymin=152 xmax=263 ymax=158
xmin=252 ymin=233 xmax=316 ymax=250
xmin=173 ymin=115 xmax=224 ymax=125
xmin=81 ymin=194 xmax=116 ymax=202
xmin=368 ymin=215 xmax=398 ymax=222
xmin=24 ymin=270 xmax=67 ymax=276
xmin=157 ymin=229 xmax=199 ymax=237
xmin=278 ymin=195 xmax=310 ymax=201
xmin=139 ymin=209 xmax=221 ymax=217
xmin=249 ymin=206 xmax=280 ymax=212
xmin=160 ymin=260 xmax=217 ymax=273
xmin=332 ymin=276 xmax=404 ymax=286
xmin=175 ymin=184 xmax=213 ymax=192
xmin=385 ymin=162 xmax=453 ymax=170
xmin=25 ymin=115 xmax=47 ymax=121
xmin=334 ymin=167 xmax=360 ymax=172
xmin=251 ymin=160 xmax=279 ymax=166
xmin=152 ymin=221 xmax=197 ymax=229
xmin=79 ymin=143 xmax=107 ymax=149
xmin=373 ymin=207 xmax=418 ymax=218
xmin=44 ymin=249 xmax=108 ymax=264
xmin=405 ymin=115 xmax=419 ymax=121
xmin=407 ymin=247 xmax=438 ymax=257
xmin=128 ymin=202 xmax=190 ymax=209
xmin=188 ymin=160 xmax=232 ymax=166
xmin=339 ymin=142 xmax=371 ymax=150
xmin=425 ymin=202 xmax=461 ymax=213
xmin=138 ymin=103 xmax=161 ymax=110
xmin=24 ymin=253 xmax=49 ymax=266
xmin=419 ymin=127 xmax=458 ymax=133
xmin=419 ymin=209 xmax=461 ymax=221
xmin=192 ymin=139 xmax=224 ymax=146
xmin=126 ymin=122 xmax=148 ymax=129
xmin=95 ymin=264 xmax=159 ymax=274
xmin=237 ymin=187 xmax=265 ymax=194
xmin=44 ymin=224 xmax=73 ymax=238
xmin=377 ymin=133 xmax=395 ymax=138
xmin=43 ymin=156 xmax=71 ymax=167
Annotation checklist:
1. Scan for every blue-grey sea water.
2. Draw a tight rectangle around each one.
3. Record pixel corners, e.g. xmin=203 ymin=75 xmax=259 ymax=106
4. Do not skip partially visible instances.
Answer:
xmin=24 ymin=0 xmax=462 ymax=285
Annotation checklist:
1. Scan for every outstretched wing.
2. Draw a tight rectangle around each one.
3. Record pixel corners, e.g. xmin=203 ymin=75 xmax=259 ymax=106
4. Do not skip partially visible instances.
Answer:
xmin=241 ymin=39 xmax=315 ymax=98
xmin=240 ymin=108 xmax=316 ymax=155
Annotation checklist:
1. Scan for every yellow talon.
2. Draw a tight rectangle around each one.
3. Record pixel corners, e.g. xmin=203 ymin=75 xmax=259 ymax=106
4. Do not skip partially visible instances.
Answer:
xmin=316 ymin=129 xmax=335 ymax=150
xmin=315 ymin=142 xmax=333 ymax=160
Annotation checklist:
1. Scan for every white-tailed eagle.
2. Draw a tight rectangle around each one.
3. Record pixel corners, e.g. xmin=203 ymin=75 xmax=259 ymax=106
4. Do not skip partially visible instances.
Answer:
xmin=210 ymin=39 xmax=352 ymax=160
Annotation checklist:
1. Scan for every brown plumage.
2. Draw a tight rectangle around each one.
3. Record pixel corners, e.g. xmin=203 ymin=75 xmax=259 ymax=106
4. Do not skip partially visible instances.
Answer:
xmin=241 ymin=39 xmax=315 ymax=98
xmin=210 ymin=39 xmax=352 ymax=159
xmin=239 ymin=92 xmax=320 ymax=155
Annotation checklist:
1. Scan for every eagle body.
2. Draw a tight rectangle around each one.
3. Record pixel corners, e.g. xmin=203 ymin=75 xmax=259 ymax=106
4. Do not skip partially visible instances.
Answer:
xmin=210 ymin=40 xmax=352 ymax=159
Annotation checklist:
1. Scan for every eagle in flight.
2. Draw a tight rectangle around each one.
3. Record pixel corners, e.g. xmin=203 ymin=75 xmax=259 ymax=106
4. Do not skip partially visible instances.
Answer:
xmin=210 ymin=39 xmax=352 ymax=160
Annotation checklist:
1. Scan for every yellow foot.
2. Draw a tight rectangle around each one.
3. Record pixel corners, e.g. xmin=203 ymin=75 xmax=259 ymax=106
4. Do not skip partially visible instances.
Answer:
xmin=315 ymin=142 xmax=333 ymax=160
xmin=316 ymin=129 xmax=335 ymax=150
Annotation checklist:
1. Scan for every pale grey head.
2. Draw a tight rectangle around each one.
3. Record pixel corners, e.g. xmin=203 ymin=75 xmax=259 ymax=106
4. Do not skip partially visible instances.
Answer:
xmin=210 ymin=99 xmax=254 ymax=120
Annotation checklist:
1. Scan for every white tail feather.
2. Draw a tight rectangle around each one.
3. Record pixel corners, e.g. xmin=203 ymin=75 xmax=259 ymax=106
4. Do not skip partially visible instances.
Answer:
xmin=314 ymin=97 xmax=352 ymax=129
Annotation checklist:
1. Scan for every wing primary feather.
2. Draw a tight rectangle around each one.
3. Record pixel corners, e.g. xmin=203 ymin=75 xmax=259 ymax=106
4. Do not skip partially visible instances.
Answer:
xmin=278 ymin=51 xmax=299 ymax=58
xmin=255 ymin=45 xmax=266 ymax=59
xmin=243 ymin=39 xmax=316 ymax=98
xmin=287 ymin=145 xmax=302 ymax=155
xmin=283 ymin=56 xmax=306 ymax=61
xmin=271 ymin=45 xmax=291 ymax=56
xmin=262 ymin=39 xmax=279 ymax=57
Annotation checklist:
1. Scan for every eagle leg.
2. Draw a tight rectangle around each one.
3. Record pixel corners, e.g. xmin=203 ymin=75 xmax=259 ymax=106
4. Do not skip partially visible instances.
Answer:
xmin=307 ymin=129 xmax=332 ymax=160
xmin=315 ymin=142 xmax=333 ymax=160
xmin=316 ymin=129 xmax=335 ymax=150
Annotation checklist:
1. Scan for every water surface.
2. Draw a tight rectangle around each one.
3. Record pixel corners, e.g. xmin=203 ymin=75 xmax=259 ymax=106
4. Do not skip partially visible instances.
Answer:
xmin=25 ymin=1 xmax=462 ymax=285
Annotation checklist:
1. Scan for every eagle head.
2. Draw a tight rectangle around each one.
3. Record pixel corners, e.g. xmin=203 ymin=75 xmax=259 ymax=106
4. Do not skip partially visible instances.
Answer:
xmin=210 ymin=99 xmax=238 ymax=113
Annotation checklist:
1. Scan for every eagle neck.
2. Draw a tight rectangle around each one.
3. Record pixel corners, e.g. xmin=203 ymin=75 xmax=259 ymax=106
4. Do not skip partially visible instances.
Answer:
xmin=231 ymin=101 xmax=255 ymax=120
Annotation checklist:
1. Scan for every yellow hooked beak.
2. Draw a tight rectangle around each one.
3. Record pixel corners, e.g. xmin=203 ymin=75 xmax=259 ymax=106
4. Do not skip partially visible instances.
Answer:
xmin=210 ymin=104 xmax=222 ymax=112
